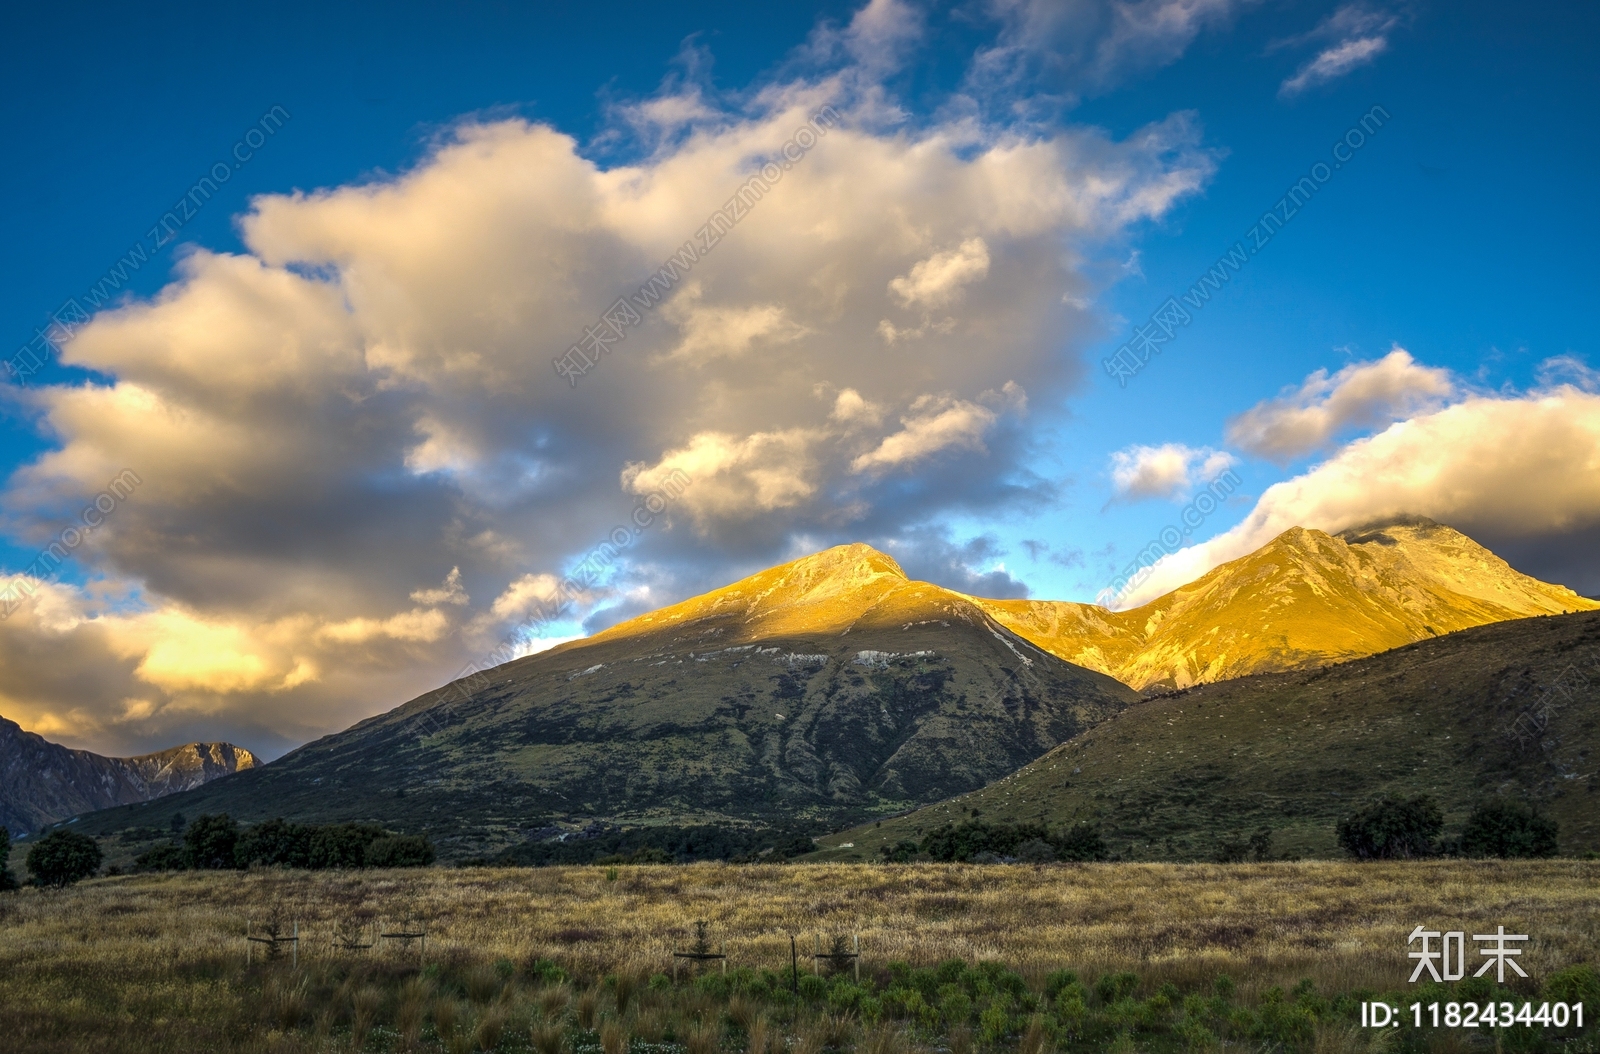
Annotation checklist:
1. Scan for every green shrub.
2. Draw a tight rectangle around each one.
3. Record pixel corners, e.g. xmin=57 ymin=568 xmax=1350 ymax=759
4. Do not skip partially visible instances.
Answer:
xmin=1459 ymin=799 xmax=1559 ymax=858
xmin=1336 ymin=795 xmax=1443 ymax=859
xmin=310 ymin=823 xmax=390 ymax=869
xmin=0 ymin=828 xmax=16 ymax=891
xmin=365 ymin=834 xmax=436 ymax=868
xmin=1096 ymin=972 xmax=1140 ymax=1005
xmin=939 ymin=987 xmax=973 ymax=1026
xmin=133 ymin=841 xmax=191 ymax=872
xmin=1052 ymin=822 xmax=1110 ymax=862
xmin=235 ymin=818 xmax=314 ymax=868
xmin=184 ymin=814 xmax=241 ymax=869
xmin=879 ymin=840 xmax=920 ymax=863
xmin=1543 ymin=964 xmax=1600 ymax=1009
xmin=1044 ymin=970 xmax=1081 ymax=1002
xmin=1014 ymin=839 xmax=1056 ymax=863
xmin=798 ymin=974 xmax=828 ymax=1001
xmin=26 ymin=830 xmax=102 ymax=887
xmin=1056 ymin=992 xmax=1088 ymax=1037
xmin=978 ymin=999 xmax=1012 ymax=1045
xmin=827 ymin=981 xmax=868 ymax=1013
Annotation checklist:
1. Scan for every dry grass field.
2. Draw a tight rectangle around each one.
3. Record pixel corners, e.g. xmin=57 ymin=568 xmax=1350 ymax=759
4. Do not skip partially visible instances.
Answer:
xmin=1 ymin=861 xmax=1596 ymax=1054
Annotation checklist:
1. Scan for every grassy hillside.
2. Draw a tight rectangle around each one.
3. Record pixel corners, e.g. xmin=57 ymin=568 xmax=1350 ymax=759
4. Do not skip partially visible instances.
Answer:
xmin=69 ymin=545 xmax=1136 ymax=859
xmin=975 ymin=519 xmax=1598 ymax=690
xmin=821 ymin=609 xmax=1600 ymax=861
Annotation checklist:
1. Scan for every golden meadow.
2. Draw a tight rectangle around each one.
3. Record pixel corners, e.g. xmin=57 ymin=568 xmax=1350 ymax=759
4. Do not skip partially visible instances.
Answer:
xmin=1 ymin=861 xmax=1596 ymax=1054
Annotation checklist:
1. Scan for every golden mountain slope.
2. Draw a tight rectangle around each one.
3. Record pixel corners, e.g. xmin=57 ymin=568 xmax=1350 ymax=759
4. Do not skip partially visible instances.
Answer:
xmin=77 ymin=544 xmax=1135 ymax=854
xmin=974 ymin=518 xmax=1599 ymax=691
xmin=581 ymin=542 xmax=1088 ymax=669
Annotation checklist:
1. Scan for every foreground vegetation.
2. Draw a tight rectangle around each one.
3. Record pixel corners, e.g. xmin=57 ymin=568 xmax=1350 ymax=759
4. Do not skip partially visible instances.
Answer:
xmin=1 ymin=861 xmax=1596 ymax=1053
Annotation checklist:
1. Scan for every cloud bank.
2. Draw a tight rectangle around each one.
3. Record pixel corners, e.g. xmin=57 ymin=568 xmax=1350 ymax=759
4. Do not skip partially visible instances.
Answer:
xmin=1120 ymin=365 xmax=1600 ymax=607
xmin=0 ymin=5 xmax=1217 ymax=756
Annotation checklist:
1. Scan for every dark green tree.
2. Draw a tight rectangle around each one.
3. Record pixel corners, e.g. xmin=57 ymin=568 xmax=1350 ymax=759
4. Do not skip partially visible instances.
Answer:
xmin=0 ymin=828 xmax=17 ymax=891
xmin=27 ymin=830 xmax=103 ymax=887
xmin=1459 ymin=798 xmax=1559 ymax=858
xmin=1052 ymin=822 xmax=1110 ymax=862
xmin=1337 ymin=795 xmax=1443 ymax=859
xmin=1014 ymin=838 xmax=1057 ymax=863
xmin=364 ymin=834 xmax=436 ymax=868
xmin=878 ymin=839 xmax=921 ymax=863
xmin=133 ymin=842 xmax=191 ymax=872
xmin=309 ymin=823 xmax=389 ymax=869
xmin=184 ymin=814 xmax=241 ymax=869
xmin=235 ymin=819 xmax=314 ymax=868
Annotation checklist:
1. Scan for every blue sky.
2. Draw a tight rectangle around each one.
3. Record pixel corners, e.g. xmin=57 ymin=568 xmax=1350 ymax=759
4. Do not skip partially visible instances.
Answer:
xmin=3 ymin=0 xmax=1598 ymax=756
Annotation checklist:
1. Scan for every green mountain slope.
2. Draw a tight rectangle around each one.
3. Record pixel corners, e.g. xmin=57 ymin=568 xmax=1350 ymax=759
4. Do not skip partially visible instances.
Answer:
xmin=820 ymin=609 xmax=1600 ymax=861
xmin=974 ymin=518 xmax=1598 ymax=690
xmin=74 ymin=545 xmax=1136 ymax=858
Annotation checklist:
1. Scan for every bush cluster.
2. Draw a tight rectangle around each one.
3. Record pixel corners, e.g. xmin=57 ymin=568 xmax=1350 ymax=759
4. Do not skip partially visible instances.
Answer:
xmin=913 ymin=820 xmax=1108 ymax=863
xmin=134 ymin=814 xmax=435 ymax=872
xmin=1337 ymin=795 xmax=1561 ymax=860
xmin=495 ymin=823 xmax=819 ymax=867
xmin=25 ymin=829 xmax=103 ymax=887
xmin=0 ymin=827 xmax=16 ymax=890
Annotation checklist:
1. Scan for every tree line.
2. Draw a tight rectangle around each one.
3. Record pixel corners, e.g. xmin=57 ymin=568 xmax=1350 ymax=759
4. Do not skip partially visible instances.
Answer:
xmin=1335 ymin=794 xmax=1561 ymax=860
xmin=135 ymin=814 xmax=436 ymax=872
xmin=0 ymin=814 xmax=437 ymax=888
xmin=886 ymin=820 xmax=1110 ymax=863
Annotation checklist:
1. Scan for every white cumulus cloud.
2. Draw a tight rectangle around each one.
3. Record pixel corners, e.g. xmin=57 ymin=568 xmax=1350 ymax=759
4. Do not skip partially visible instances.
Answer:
xmin=1118 ymin=382 xmax=1600 ymax=607
xmin=1225 ymin=348 xmax=1455 ymax=463
xmin=1109 ymin=442 xmax=1237 ymax=501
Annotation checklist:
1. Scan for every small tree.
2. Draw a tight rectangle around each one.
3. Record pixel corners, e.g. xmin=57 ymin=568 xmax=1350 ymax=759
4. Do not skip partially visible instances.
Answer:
xmin=1014 ymin=838 xmax=1057 ymax=863
xmin=364 ymin=834 xmax=436 ymax=868
xmin=184 ymin=814 xmax=241 ymax=869
xmin=309 ymin=823 xmax=389 ymax=869
xmin=236 ymin=818 xmax=314 ymax=868
xmin=0 ymin=828 xmax=17 ymax=891
xmin=1337 ymin=795 xmax=1443 ymax=859
xmin=1052 ymin=821 xmax=1109 ymax=862
xmin=27 ymin=830 xmax=103 ymax=887
xmin=134 ymin=841 xmax=191 ymax=872
xmin=1459 ymin=798 xmax=1559 ymax=858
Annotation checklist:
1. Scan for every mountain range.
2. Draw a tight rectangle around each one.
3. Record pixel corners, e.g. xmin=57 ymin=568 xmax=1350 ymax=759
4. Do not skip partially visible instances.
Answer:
xmin=0 ymin=716 xmax=255 ymax=835
xmin=58 ymin=517 xmax=1600 ymax=861
xmin=821 ymin=606 xmax=1600 ymax=859
xmin=973 ymin=518 xmax=1596 ymax=690
xmin=73 ymin=544 xmax=1136 ymax=858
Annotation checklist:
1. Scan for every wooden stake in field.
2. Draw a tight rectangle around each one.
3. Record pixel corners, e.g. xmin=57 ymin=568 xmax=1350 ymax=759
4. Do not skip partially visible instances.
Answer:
xmin=671 ymin=920 xmax=726 ymax=981
xmin=381 ymin=918 xmax=428 ymax=967
xmin=246 ymin=916 xmax=301 ymax=968
xmin=813 ymin=933 xmax=860 ymax=980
